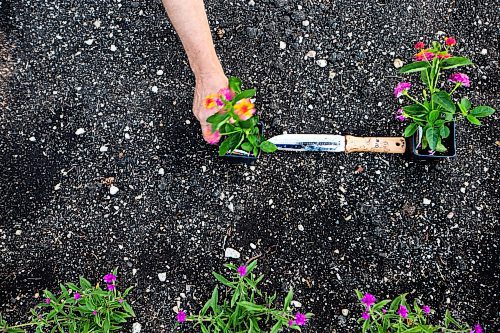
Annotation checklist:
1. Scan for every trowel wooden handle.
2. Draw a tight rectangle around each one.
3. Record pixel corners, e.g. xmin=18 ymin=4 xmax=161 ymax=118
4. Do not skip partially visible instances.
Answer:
xmin=345 ymin=136 xmax=406 ymax=154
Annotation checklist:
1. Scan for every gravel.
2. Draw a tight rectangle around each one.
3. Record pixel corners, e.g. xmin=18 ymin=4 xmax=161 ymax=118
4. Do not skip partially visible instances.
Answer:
xmin=0 ymin=0 xmax=498 ymax=332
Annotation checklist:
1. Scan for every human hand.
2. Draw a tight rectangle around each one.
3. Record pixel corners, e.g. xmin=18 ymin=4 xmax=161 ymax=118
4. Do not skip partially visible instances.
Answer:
xmin=193 ymin=74 xmax=228 ymax=144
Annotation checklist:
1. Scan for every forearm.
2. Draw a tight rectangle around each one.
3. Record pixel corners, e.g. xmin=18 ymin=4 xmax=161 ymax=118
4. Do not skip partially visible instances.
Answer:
xmin=162 ymin=0 xmax=223 ymax=78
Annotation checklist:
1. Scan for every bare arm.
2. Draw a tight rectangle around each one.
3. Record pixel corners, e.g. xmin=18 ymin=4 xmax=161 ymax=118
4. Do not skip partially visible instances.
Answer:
xmin=162 ymin=0 xmax=227 ymax=143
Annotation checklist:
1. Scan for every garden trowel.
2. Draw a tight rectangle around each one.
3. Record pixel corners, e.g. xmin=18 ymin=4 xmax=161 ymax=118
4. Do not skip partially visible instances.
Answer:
xmin=267 ymin=134 xmax=406 ymax=154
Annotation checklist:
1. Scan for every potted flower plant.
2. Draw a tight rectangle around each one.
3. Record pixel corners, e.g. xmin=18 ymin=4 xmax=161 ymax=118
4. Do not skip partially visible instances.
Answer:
xmin=204 ymin=77 xmax=277 ymax=164
xmin=395 ymin=36 xmax=495 ymax=159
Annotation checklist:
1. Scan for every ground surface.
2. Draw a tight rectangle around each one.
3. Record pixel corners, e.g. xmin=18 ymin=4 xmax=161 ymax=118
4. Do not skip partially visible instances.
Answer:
xmin=0 ymin=0 xmax=498 ymax=332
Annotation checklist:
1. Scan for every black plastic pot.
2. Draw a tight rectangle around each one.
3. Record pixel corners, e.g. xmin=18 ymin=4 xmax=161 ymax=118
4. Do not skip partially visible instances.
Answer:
xmin=222 ymin=122 xmax=264 ymax=165
xmin=409 ymin=121 xmax=456 ymax=160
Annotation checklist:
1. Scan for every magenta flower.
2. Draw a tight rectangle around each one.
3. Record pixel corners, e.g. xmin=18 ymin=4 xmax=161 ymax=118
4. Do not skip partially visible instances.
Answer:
xmin=422 ymin=305 xmax=431 ymax=314
xmin=449 ymin=73 xmax=470 ymax=87
xmin=118 ymin=298 xmax=123 ymax=303
xmin=474 ymin=324 xmax=483 ymax=333
xmin=107 ymin=284 xmax=115 ymax=291
xmin=73 ymin=292 xmax=81 ymax=300
xmin=395 ymin=108 xmax=406 ymax=122
xmin=237 ymin=265 xmax=247 ymax=277
xmin=394 ymin=82 xmax=411 ymax=98
xmin=92 ymin=310 xmax=97 ymax=315
xmin=361 ymin=293 xmax=376 ymax=308
xmin=382 ymin=308 xmax=387 ymax=314
xmin=397 ymin=305 xmax=409 ymax=318
xmin=218 ymin=87 xmax=235 ymax=101
xmin=103 ymin=273 xmax=117 ymax=284
xmin=177 ymin=310 xmax=187 ymax=323
xmin=295 ymin=312 xmax=307 ymax=326
xmin=288 ymin=320 xmax=295 ymax=327
xmin=361 ymin=312 xmax=370 ymax=320
xmin=44 ymin=298 xmax=51 ymax=304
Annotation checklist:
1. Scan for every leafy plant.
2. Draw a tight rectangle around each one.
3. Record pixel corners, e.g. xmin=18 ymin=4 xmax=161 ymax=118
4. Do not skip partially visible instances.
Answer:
xmin=395 ymin=36 xmax=495 ymax=154
xmin=175 ymin=260 xmax=312 ymax=332
xmin=204 ymin=77 xmax=278 ymax=157
xmin=355 ymin=290 xmax=483 ymax=333
xmin=0 ymin=270 xmax=134 ymax=333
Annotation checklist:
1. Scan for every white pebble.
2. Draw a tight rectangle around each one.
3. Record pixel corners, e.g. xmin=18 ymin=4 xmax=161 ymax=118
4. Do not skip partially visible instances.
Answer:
xmin=342 ymin=309 xmax=349 ymax=316
xmin=447 ymin=212 xmax=454 ymax=219
xmin=75 ymin=128 xmax=86 ymax=135
xmin=480 ymin=49 xmax=487 ymax=55
xmin=393 ymin=58 xmax=404 ymax=68
xmin=54 ymin=183 xmax=61 ymax=191
xmin=250 ymin=243 xmax=256 ymax=249
xmin=269 ymin=199 xmax=273 ymax=205
xmin=185 ymin=119 xmax=191 ymax=124
xmin=228 ymin=202 xmax=234 ymax=212
xmin=158 ymin=272 xmax=167 ymax=282
xmin=100 ymin=145 xmax=108 ymax=152
xmin=132 ymin=322 xmax=142 ymax=333
xmin=84 ymin=39 xmax=94 ymax=45
xmin=201 ymin=166 xmax=207 ymax=173
xmin=279 ymin=41 xmax=287 ymax=49
xmin=158 ymin=168 xmax=165 ymax=175
xmin=151 ymin=86 xmax=158 ymax=93
xmin=423 ymin=198 xmax=431 ymax=205
xmin=29 ymin=136 xmax=36 ymax=142
xmin=110 ymin=45 xmax=117 ymax=52
xmin=248 ymin=0 xmax=255 ymax=5
xmin=15 ymin=230 xmax=22 ymax=236
xmin=124 ymin=133 xmax=131 ymax=140
xmin=298 ymin=224 xmax=304 ymax=231
xmin=302 ymin=20 xmax=310 ymax=27
xmin=110 ymin=185 xmax=119 ymax=195
xmin=93 ymin=20 xmax=101 ymax=28
xmin=157 ymin=69 xmax=164 ymax=75
xmin=316 ymin=59 xmax=328 ymax=67
xmin=305 ymin=50 xmax=316 ymax=58
xmin=460 ymin=187 xmax=466 ymax=193
xmin=225 ymin=247 xmax=240 ymax=259
xmin=291 ymin=300 xmax=302 ymax=308
xmin=132 ymin=268 xmax=137 ymax=276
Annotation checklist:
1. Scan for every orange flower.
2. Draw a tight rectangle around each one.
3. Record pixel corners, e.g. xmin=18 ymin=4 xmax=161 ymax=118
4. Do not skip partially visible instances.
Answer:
xmin=233 ymin=99 xmax=255 ymax=121
xmin=203 ymin=93 xmax=222 ymax=109
xmin=415 ymin=49 xmax=435 ymax=61
xmin=437 ymin=51 xmax=451 ymax=59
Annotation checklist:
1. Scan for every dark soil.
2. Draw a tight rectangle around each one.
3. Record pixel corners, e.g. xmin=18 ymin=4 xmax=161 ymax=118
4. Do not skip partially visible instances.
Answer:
xmin=0 ymin=0 xmax=498 ymax=332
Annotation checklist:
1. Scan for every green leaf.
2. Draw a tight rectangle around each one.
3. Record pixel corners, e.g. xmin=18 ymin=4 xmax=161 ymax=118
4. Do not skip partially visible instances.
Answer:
xmin=270 ymin=321 xmax=282 ymax=333
xmin=212 ymin=272 xmax=235 ymax=288
xmin=466 ymin=114 xmax=481 ymax=125
xmin=210 ymin=285 xmax=219 ymax=311
xmin=218 ymin=138 xmax=232 ymax=157
xmin=440 ymin=57 xmax=473 ymax=69
xmin=233 ymin=89 xmax=256 ymax=103
xmin=460 ymin=97 xmax=471 ymax=111
xmin=206 ymin=113 xmax=229 ymax=127
xmin=399 ymin=61 xmax=431 ymax=73
xmin=79 ymin=277 xmax=92 ymax=289
xmin=237 ymin=301 xmax=263 ymax=312
xmin=420 ymin=69 xmax=431 ymax=87
xmin=432 ymin=91 xmax=456 ymax=112
xmin=259 ymin=141 xmax=277 ymax=153
xmin=283 ymin=288 xmax=294 ymax=311
xmin=425 ymin=127 xmax=439 ymax=150
xmin=470 ymin=106 xmax=495 ymax=118
xmin=435 ymin=140 xmax=447 ymax=153
xmin=241 ymin=142 xmax=253 ymax=152
xmin=223 ymin=123 xmax=236 ymax=133
xmin=440 ymin=126 xmax=450 ymax=139
xmin=228 ymin=77 xmax=242 ymax=94
xmin=427 ymin=110 xmax=440 ymax=124
xmin=403 ymin=104 xmax=426 ymax=114
xmin=403 ymin=123 xmax=418 ymax=137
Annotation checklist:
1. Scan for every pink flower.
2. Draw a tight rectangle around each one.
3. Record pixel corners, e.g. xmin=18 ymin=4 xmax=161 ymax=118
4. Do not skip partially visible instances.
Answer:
xmin=449 ymin=73 xmax=470 ymax=87
xmin=73 ymin=292 xmax=81 ymax=300
xmin=422 ymin=305 xmax=431 ymax=314
xmin=203 ymin=93 xmax=222 ymax=109
xmin=103 ymin=273 xmax=117 ymax=284
xmin=414 ymin=41 xmax=425 ymax=50
xmin=288 ymin=320 xmax=295 ymax=327
xmin=397 ymin=305 xmax=408 ymax=318
xmin=361 ymin=293 xmax=376 ymax=308
xmin=295 ymin=313 xmax=307 ymax=326
xmin=218 ymin=88 xmax=235 ymax=102
xmin=177 ymin=310 xmax=187 ymax=323
xmin=92 ymin=310 xmax=97 ymax=315
xmin=415 ymin=49 xmax=435 ymax=61
xmin=44 ymin=298 xmax=51 ymax=304
xmin=395 ymin=108 xmax=406 ymax=122
xmin=382 ymin=308 xmax=387 ymax=314
xmin=445 ymin=37 xmax=456 ymax=46
xmin=118 ymin=299 xmax=123 ymax=303
xmin=474 ymin=324 xmax=483 ymax=333
xmin=394 ymin=82 xmax=411 ymax=98
xmin=107 ymin=284 xmax=115 ymax=291
xmin=202 ymin=127 xmax=221 ymax=145
xmin=237 ymin=265 xmax=247 ymax=277
xmin=361 ymin=312 xmax=370 ymax=320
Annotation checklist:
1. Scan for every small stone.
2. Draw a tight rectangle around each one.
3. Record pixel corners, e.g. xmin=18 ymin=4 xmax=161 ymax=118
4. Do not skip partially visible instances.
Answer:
xmin=132 ymin=268 xmax=137 ymax=276
xmin=75 ymin=128 xmax=86 ymax=135
xmin=185 ymin=119 xmax=191 ymax=124
xmin=228 ymin=202 xmax=234 ymax=212
xmin=84 ymin=39 xmax=94 ymax=45
xmin=291 ymin=300 xmax=302 ymax=308
xmin=158 ymin=272 xmax=167 ymax=282
xmin=329 ymin=71 xmax=336 ymax=79
xmin=110 ymin=185 xmax=119 ymax=195
xmin=279 ymin=41 xmax=287 ymax=49
xmin=54 ymin=183 xmax=61 ymax=191
xmin=298 ymin=224 xmax=304 ymax=231
xmin=157 ymin=70 xmax=164 ymax=75
xmin=100 ymin=145 xmax=108 ymax=152
xmin=124 ymin=133 xmax=131 ymax=140
xmin=393 ymin=58 xmax=404 ymax=68
xmin=447 ymin=212 xmax=454 ymax=219
xmin=250 ymin=243 xmax=256 ymax=249
xmin=269 ymin=199 xmax=273 ymax=205
xmin=423 ymin=198 xmax=431 ymax=205
xmin=132 ymin=322 xmax=142 ymax=333
xmin=248 ymin=0 xmax=255 ymax=5
xmin=93 ymin=20 xmax=101 ymax=28
xmin=15 ymin=230 xmax=22 ymax=236
xmin=342 ymin=309 xmax=349 ymax=316
xmin=316 ymin=59 xmax=328 ymax=67
xmin=225 ymin=247 xmax=240 ymax=259
xmin=305 ymin=50 xmax=316 ymax=58
xmin=29 ymin=136 xmax=36 ymax=142
xmin=151 ymin=86 xmax=158 ymax=93
xmin=302 ymin=20 xmax=310 ymax=27
xmin=158 ymin=168 xmax=165 ymax=175
xmin=460 ymin=187 xmax=466 ymax=193
xmin=110 ymin=45 xmax=117 ymax=52
xmin=480 ymin=49 xmax=487 ymax=55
